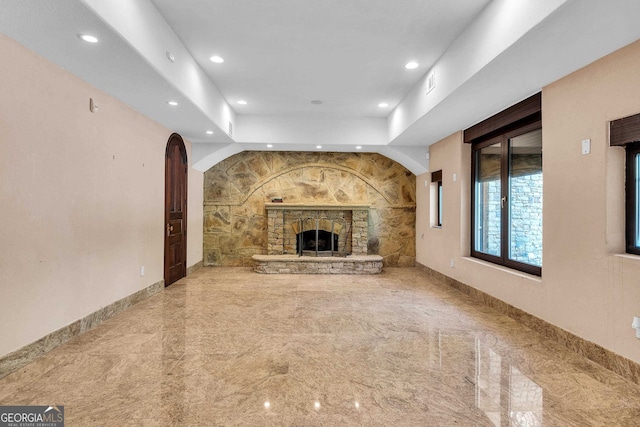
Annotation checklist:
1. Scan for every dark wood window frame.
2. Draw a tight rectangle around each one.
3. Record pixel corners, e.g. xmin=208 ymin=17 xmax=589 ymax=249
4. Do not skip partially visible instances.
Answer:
xmin=625 ymin=143 xmax=640 ymax=255
xmin=610 ymin=113 xmax=640 ymax=255
xmin=431 ymin=170 xmax=443 ymax=227
xmin=465 ymin=93 xmax=542 ymax=276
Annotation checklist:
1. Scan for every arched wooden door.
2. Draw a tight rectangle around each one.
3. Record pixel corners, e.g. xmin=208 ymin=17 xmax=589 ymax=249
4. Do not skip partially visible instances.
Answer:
xmin=164 ymin=133 xmax=188 ymax=286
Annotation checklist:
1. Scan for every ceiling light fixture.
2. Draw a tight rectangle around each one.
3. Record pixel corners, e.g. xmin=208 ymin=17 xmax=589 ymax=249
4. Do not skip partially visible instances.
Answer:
xmin=79 ymin=34 xmax=98 ymax=43
xmin=167 ymin=101 xmax=178 ymax=106
xmin=267 ymin=144 xmax=273 ymax=148
xmin=206 ymin=130 xmax=214 ymax=135
xmin=405 ymin=61 xmax=419 ymax=70
xmin=356 ymin=146 xmax=362 ymax=149
xmin=237 ymin=100 xmax=247 ymax=105
xmin=378 ymin=102 xmax=389 ymax=108
xmin=210 ymin=55 xmax=224 ymax=63
xmin=316 ymin=145 xmax=322 ymax=149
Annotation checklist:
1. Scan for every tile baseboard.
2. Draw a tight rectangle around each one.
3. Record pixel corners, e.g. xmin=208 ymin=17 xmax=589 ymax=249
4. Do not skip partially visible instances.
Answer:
xmin=416 ymin=262 xmax=640 ymax=386
xmin=187 ymin=260 xmax=204 ymax=275
xmin=0 ymin=279 xmax=164 ymax=380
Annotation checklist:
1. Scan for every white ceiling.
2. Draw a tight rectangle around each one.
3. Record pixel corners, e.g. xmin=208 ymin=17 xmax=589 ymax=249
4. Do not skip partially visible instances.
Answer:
xmin=150 ymin=0 xmax=490 ymax=117
xmin=2 ymin=0 xmax=640 ymax=174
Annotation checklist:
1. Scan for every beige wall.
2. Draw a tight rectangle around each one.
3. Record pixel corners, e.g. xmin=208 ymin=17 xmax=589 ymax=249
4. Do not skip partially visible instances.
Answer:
xmin=0 ymin=34 xmax=203 ymax=358
xmin=417 ymin=39 xmax=640 ymax=364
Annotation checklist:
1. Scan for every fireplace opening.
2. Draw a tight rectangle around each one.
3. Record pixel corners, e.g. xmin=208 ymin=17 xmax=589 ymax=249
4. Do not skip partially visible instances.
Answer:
xmin=297 ymin=230 xmax=339 ymax=254
xmin=293 ymin=216 xmax=349 ymax=257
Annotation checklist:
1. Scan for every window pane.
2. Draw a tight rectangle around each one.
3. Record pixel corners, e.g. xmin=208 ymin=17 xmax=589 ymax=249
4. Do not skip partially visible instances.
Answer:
xmin=508 ymin=129 xmax=542 ymax=267
xmin=636 ymin=153 xmax=640 ymax=248
xmin=475 ymin=142 xmax=502 ymax=257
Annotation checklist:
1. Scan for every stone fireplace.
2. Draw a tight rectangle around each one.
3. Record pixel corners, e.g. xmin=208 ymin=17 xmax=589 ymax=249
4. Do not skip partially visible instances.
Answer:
xmin=252 ymin=203 xmax=383 ymax=274
xmin=265 ymin=203 xmax=369 ymax=256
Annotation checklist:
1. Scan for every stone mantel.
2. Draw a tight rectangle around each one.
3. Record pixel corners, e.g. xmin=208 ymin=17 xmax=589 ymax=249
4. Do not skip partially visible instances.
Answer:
xmin=265 ymin=203 xmax=370 ymax=211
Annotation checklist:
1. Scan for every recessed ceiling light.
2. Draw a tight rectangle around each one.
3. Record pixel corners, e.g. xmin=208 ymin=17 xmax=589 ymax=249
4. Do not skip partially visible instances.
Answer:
xmin=356 ymin=146 xmax=362 ymax=149
xmin=206 ymin=130 xmax=214 ymax=135
xmin=378 ymin=102 xmax=389 ymax=108
xmin=405 ymin=61 xmax=419 ymax=70
xmin=237 ymin=100 xmax=247 ymax=105
xmin=310 ymin=100 xmax=323 ymax=105
xmin=267 ymin=144 xmax=273 ymax=148
xmin=316 ymin=145 xmax=322 ymax=149
xmin=210 ymin=55 xmax=224 ymax=63
xmin=167 ymin=101 xmax=178 ymax=106
xmin=79 ymin=34 xmax=98 ymax=43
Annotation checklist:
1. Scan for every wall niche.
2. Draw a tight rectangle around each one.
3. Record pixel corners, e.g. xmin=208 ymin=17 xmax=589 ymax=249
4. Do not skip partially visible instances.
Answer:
xmin=203 ymin=151 xmax=416 ymax=267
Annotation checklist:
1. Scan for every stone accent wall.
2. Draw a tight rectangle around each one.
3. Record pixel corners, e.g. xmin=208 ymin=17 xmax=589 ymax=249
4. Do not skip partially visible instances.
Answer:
xmin=203 ymin=151 xmax=416 ymax=267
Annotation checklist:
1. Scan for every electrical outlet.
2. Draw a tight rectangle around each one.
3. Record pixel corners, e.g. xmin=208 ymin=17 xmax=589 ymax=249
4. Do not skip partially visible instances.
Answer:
xmin=450 ymin=259 xmax=454 ymax=268
xmin=140 ymin=266 xmax=145 ymax=277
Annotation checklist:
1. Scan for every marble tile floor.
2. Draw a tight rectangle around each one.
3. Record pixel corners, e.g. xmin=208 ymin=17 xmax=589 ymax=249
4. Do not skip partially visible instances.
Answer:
xmin=1 ymin=267 xmax=640 ymax=426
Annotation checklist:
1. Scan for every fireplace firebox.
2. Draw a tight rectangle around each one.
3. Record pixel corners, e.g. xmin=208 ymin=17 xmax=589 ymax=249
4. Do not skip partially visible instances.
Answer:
xmin=295 ymin=217 xmax=347 ymax=257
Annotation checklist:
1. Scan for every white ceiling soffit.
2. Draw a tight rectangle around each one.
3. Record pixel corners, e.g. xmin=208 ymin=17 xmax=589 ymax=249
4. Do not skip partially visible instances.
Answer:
xmin=389 ymin=0 xmax=640 ymax=147
xmin=2 ymin=1 xmax=640 ymax=175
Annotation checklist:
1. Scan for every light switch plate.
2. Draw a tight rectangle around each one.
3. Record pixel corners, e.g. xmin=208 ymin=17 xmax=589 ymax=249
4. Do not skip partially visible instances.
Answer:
xmin=582 ymin=139 xmax=591 ymax=155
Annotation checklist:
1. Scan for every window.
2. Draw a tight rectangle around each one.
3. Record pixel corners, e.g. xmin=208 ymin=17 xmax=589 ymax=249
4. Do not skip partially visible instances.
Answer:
xmin=610 ymin=112 xmax=640 ymax=255
xmin=431 ymin=170 xmax=443 ymax=227
xmin=626 ymin=143 xmax=640 ymax=255
xmin=465 ymin=93 xmax=542 ymax=276
xmin=472 ymin=126 xmax=542 ymax=275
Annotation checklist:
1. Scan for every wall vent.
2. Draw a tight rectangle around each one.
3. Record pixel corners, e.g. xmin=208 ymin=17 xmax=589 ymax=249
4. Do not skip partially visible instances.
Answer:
xmin=426 ymin=70 xmax=435 ymax=94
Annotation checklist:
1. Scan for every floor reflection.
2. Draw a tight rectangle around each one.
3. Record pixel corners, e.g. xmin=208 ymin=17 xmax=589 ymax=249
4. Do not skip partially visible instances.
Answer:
xmin=0 ymin=267 xmax=638 ymax=426
xmin=475 ymin=340 xmax=543 ymax=426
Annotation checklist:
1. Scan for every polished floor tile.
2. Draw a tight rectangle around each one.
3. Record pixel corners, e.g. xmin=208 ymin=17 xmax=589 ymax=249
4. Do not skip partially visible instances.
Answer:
xmin=1 ymin=267 xmax=639 ymax=426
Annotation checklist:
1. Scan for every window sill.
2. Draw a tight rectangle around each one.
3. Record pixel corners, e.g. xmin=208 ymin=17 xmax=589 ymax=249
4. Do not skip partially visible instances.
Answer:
xmin=611 ymin=253 xmax=640 ymax=261
xmin=462 ymin=257 xmax=542 ymax=283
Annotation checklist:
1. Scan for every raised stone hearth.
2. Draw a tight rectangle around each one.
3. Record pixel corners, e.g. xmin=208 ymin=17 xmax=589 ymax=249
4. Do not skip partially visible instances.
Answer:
xmin=252 ymin=254 xmax=383 ymax=274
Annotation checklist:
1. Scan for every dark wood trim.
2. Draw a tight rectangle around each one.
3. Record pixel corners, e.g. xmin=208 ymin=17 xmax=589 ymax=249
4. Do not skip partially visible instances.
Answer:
xmin=611 ymin=112 xmax=640 ymax=146
xmin=464 ymin=93 xmax=541 ymax=144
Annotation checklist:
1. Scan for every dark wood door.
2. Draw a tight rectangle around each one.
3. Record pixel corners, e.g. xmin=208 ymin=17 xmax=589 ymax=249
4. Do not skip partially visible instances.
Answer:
xmin=164 ymin=133 xmax=188 ymax=286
